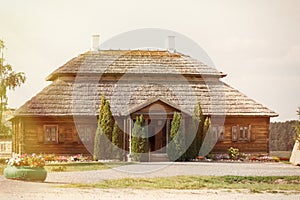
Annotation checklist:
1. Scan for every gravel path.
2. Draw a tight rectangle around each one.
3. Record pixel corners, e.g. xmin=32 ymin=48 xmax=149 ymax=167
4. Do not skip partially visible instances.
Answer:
xmin=1 ymin=162 xmax=300 ymax=200
xmin=45 ymin=162 xmax=300 ymax=184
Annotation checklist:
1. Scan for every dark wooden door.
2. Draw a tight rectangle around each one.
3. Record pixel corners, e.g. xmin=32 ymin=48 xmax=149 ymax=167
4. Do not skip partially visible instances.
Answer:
xmin=155 ymin=128 xmax=162 ymax=152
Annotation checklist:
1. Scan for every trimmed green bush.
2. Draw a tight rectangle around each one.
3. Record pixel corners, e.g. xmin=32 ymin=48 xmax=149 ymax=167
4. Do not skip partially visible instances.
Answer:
xmin=112 ymin=122 xmax=123 ymax=160
xmin=94 ymin=94 xmax=114 ymax=160
xmin=167 ymin=112 xmax=186 ymax=161
xmin=185 ymin=102 xmax=206 ymax=160
xmin=131 ymin=115 xmax=148 ymax=161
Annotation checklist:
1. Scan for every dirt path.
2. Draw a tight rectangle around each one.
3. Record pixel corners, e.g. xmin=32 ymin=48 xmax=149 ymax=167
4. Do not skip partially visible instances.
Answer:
xmin=0 ymin=180 xmax=299 ymax=200
xmin=0 ymin=162 xmax=299 ymax=200
xmin=46 ymin=162 xmax=300 ymax=184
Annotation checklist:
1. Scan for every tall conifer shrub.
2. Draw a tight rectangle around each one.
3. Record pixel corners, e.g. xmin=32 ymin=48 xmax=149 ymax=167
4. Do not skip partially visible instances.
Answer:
xmin=131 ymin=115 xmax=148 ymax=161
xmin=185 ymin=102 xmax=206 ymax=160
xmin=112 ymin=122 xmax=123 ymax=160
xmin=167 ymin=112 xmax=186 ymax=161
xmin=94 ymin=94 xmax=114 ymax=160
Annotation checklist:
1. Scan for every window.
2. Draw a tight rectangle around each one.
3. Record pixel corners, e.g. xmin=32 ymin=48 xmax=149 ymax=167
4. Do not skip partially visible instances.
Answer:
xmin=45 ymin=125 xmax=58 ymax=143
xmin=217 ymin=126 xmax=224 ymax=141
xmin=232 ymin=125 xmax=251 ymax=142
xmin=78 ymin=126 xmax=93 ymax=143
xmin=239 ymin=127 xmax=248 ymax=141
xmin=212 ymin=126 xmax=224 ymax=142
xmin=0 ymin=141 xmax=12 ymax=153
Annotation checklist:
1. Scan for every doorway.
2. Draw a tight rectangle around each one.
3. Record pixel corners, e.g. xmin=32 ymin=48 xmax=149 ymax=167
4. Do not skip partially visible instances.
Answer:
xmin=148 ymin=119 xmax=169 ymax=153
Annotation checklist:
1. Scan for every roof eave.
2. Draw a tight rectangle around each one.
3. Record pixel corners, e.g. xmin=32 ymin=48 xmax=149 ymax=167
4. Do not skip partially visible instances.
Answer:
xmin=46 ymin=74 xmax=56 ymax=81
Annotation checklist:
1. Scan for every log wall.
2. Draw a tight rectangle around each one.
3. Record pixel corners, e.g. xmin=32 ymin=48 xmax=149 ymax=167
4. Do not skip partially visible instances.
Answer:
xmin=212 ymin=116 xmax=270 ymax=153
xmin=12 ymin=115 xmax=271 ymax=156
xmin=12 ymin=117 xmax=97 ymax=155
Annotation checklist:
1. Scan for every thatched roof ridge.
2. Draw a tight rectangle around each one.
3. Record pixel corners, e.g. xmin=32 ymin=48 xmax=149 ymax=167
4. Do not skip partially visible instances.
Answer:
xmin=46 ymin=50 xmax=226 ymax=81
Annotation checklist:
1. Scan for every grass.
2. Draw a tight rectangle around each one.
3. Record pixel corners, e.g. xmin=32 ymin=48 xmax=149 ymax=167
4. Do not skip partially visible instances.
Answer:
xmin=0 ymin=162 xmax=131 ymax=174
xmin=63 ymin=175 xmax=300 ymax=193
xmin=45 ymin=162 xmax=131 ymax=172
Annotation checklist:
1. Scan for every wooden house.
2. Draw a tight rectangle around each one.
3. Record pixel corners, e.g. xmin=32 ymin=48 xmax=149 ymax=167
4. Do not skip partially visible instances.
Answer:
xmin=0 ymin=109 xmax=14 ymax=157
xmin=11 ymin=47 xmax=277 ymax=158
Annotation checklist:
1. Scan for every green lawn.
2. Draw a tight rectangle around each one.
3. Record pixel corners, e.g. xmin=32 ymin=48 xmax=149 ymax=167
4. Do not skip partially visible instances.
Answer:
xmin=45 ymin=162 xmax=131 ymax=172
xmin=0 ymin=162 xmax=131 ymax=175
xmin=63 ymin=175 xmax=300 ymax=193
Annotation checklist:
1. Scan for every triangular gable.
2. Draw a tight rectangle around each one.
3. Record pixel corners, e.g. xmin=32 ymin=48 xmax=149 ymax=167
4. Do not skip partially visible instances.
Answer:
xmin=123 ymin=97 xmax=190 ymax=116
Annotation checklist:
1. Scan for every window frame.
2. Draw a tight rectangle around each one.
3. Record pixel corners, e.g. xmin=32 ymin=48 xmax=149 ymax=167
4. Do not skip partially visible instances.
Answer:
xmin=0 ymin=141 xmax=11 ymax=152
xmin=0 ymin=143 xmax=5 ymax=152
xmin=212 ymin=126 xmax=225 ymax=142
xmin=239 ymin=126 xmax=249 ymax=141
xmin=217 ymin=126 xmax=224 ymax=142
xmin=78 ymin=125 xmax=94 ymax=144
xmin=44 ymin=125 xmax=58 ymax=144
xmin=232 ymin=124 xmax=251 ymax=142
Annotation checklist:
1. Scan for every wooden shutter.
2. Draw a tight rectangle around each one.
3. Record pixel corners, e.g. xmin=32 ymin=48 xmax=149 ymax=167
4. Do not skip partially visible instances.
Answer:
xmin=232 ymin=126 xmax=238 ymax=142
xmin=249 ymin=125 xmax=255 ymax=142
xmin=238 ymin=125 xmax=241 ymax=141
xmin=72 ymin=127 xmax=79 ymax=143
xmin=58 ymin=127 xmax=63 ymax=143
xmin=38 ymin=127 xmax=44 ymax=143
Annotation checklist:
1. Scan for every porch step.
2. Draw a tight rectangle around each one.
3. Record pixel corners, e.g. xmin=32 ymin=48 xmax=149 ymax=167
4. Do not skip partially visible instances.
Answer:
xmin=149 ymin=153 xmax=170 ymax=162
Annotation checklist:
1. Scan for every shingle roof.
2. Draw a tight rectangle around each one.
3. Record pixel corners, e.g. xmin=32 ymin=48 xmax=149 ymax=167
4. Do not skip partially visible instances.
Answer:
xmin=46 ymin=50 xmax=226 ymax=81
xmin=15 ymin=79 xmax=278 ymax=117
xmin=14 ymin=49 xmax=277 ymax=118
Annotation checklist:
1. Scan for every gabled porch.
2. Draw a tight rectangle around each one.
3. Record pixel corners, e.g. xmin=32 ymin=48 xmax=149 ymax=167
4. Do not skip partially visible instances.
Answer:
xmin=122 ymin=97 xmax=189 ymax=161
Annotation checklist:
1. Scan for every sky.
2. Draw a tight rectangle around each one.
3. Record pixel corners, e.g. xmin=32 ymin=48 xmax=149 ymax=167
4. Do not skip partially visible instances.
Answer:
xmin=0 ymin=0 xmax=300 ymax=122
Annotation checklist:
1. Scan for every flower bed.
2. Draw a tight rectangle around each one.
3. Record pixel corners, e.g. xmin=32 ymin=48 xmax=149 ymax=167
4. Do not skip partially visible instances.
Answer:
xmin=43 ymin=154 xmax=91 ymax=163
xmin=4 ymin=154 xmax=47 ymax=181
xmin=194 ymin=147 xmax=283 ymax=163
xmin=6 ymin=154 xmax=46 ymax=168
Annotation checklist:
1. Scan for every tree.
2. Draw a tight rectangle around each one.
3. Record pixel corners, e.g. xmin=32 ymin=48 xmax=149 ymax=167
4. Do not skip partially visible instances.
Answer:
xmin=198 ymin=116 xmax=212 ymax=157
xmin=167 ymin=112 xmax=186 ymax=161
xmin=203 ymin=117 xmax=210 ymax=139
xmin=112 ymin=121 xmax=123 ymax=160
xmin=269 ymin=120 xmax=297 ymax=151
xmin=131 ymin=115 xmax=148 ymax=161
xmin=0 ymin=40 xmax=26 ymax=137
xmin=101 ymin=101 xmax=114 ymax=142
xmin=98 ymin=93 xmax=106 ymax=123
xmin=93 ymin=94 xmax=114 ymax=160
xmin=93 ymin=127 xmax=106 ymax=160
xmin=185 ymin=102 xmax=206 ymax=160
xmin=296 ymin=108 xmax=300 ymax=143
